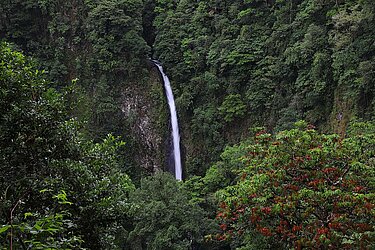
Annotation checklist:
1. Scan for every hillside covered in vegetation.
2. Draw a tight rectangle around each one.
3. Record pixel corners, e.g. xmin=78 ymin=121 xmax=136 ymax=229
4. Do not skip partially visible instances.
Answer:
xmin=0 ymin=0 xmax=374 ymax=249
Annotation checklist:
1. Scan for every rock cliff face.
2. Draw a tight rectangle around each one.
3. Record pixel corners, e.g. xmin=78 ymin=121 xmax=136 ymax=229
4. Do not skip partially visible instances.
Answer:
xmin=121 ymin=65 xmax=169 ymax=173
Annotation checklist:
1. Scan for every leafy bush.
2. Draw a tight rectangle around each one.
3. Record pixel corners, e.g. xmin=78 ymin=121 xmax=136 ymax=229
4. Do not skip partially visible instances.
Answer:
xmin=0 ymin=190 xmax=84 ymax=250
xmin=127 ymin=172 xmax=209 ymax=250
xmin=214 ymin=121 xmax=375 ymax=249
xmin=218 ymin=94 xmax=246 ymax=123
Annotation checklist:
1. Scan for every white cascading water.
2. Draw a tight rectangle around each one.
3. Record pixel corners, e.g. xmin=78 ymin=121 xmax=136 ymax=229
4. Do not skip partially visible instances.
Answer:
xmin=152 ymin=61 xmax=182 ymax=180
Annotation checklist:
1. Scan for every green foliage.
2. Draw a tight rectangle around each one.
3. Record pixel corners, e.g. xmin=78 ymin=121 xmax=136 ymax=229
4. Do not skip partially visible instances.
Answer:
xmin=0 ymin=191 xmax=84 ymax=250
xmin=86 ymin=0 xmax=149 ymax=73
xmin=0 ymin=0 xmax=152 ymax=167
xmin=127 ymin=172 xmax=209 ymax=250
xmin=1 ymin=1 xmax=375 ymax=248
xmin=152 ymin=0 xmax=374 ymax=174
xmin=55 ymin=134 xmax=135 ymax=249
xmin=213 ymin=121 xmax=375 ymax=249
xmin=188 ymin=103 xmax=224 ymax=175
xmin=218 ymin=94 xmax=246 ymax=123
xmin=0 ymin=41 xmax=70 ymax=197
xmin=0 ymin=42 xmax=134 ymax=249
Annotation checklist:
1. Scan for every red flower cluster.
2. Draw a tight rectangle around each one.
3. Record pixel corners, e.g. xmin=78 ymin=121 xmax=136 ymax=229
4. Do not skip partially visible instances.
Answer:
xmin=258 ymin=227 xmax=272 ymax=236
xmin=261 ymin=206 xmax=271 ymax=214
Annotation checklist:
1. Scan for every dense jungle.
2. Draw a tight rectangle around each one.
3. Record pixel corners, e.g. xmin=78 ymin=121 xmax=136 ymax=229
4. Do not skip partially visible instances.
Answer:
xmin=0 ymin=0 xmax=374 ymax=249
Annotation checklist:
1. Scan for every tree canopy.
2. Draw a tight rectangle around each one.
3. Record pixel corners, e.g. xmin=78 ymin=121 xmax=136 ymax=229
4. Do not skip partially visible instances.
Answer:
xmin=0 ymin=0 xmax=374 ymax=249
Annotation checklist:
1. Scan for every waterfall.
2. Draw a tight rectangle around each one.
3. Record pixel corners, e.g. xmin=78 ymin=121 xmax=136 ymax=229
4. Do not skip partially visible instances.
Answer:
xmin=152 ymin=61 xmax=182 ymax=180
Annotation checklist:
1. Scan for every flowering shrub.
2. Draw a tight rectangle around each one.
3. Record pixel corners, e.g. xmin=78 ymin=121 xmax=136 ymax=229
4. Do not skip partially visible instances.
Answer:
xmin=215 ymin=121 xmax=374 ymax=249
